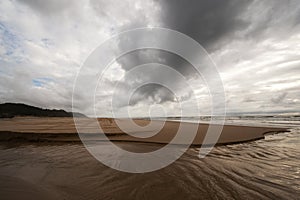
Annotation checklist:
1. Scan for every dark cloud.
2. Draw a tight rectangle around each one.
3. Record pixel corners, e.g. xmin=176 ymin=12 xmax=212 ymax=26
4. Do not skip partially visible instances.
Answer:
xmin=117 ymin=49 xmax=197 ymax=77
xmin=129 ymin=84 xmax=175 ymax=106
xmin=114 ymin=0 xmax=253 ymax=106
xmin=113 ymin=49 xmax=199 ymax=106
xmin=113 ymin=0 xmax=300 ymax=109
xmin=271 ymin=92 xmax=288 ymax=104
xmin=159 ymin=0 xmax=253 ymax=51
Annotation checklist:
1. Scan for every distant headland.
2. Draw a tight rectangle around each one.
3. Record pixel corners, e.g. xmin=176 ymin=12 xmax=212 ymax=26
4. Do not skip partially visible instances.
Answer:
xmin=0 ymin=103 xmax=85 ymax=118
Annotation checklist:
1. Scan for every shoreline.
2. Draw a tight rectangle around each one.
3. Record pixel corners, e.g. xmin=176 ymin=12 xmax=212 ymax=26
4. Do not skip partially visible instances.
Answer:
xmin=0 ymin=117 xmax=289 ymax=145
xmin=0 ymin=131 xmax=277 ymax=147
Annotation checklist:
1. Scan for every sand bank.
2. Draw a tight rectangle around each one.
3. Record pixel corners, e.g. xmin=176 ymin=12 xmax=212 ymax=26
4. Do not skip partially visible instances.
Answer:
xmin=0 ymin=117 xmax=288 ymax=145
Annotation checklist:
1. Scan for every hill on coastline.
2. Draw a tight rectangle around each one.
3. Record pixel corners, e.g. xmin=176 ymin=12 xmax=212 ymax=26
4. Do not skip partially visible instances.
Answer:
xmin=0 ymin=103 xmax=85 ymax=118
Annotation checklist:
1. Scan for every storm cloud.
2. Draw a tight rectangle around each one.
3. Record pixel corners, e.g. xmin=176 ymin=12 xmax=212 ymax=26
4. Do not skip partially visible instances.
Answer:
xmin=160 ymin=0 xmax=252 ymax=51
xmin=0 ymin=0 xmax=300 ymax=116
xmin=112 ymin=0 xmax=254 ymax=106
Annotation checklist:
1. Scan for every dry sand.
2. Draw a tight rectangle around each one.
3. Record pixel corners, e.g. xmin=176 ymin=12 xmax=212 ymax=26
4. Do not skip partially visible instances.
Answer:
xmin=0 ymin=117 xmax=288 ymax=145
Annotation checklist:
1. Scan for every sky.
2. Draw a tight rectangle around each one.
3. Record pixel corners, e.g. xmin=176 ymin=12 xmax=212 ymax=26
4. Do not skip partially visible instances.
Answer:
xmin=0 ymin=0 xmax=300 ymax=116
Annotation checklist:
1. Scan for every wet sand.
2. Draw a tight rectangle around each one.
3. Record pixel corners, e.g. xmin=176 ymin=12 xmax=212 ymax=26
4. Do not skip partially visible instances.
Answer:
xmin=0 ymin=117 xmax=299 ymax=199
xmin=0 ymin=117 xmax=288 ymax=145
xmin=0 ymin=131 xmax=299 ymax=200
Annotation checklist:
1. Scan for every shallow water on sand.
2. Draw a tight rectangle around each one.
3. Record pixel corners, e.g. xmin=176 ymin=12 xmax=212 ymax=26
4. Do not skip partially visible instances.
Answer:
xmin=0 ymin=118 xmax=299 ymax=199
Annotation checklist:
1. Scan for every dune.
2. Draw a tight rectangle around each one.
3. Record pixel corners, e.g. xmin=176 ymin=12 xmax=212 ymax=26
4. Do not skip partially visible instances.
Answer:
xmin=0 ymin=117 xmax=288 ymax=145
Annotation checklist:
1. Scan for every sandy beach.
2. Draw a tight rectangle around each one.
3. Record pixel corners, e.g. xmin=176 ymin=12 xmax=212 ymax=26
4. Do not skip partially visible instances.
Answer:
xmin=0 ymin=117 xmax=288 ymax=145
